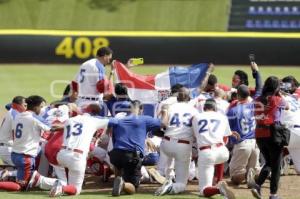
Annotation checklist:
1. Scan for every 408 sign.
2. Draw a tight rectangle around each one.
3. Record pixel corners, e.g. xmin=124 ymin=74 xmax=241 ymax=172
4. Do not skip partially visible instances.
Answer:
xmin=55 ymin=37 xmax=109 ymax=59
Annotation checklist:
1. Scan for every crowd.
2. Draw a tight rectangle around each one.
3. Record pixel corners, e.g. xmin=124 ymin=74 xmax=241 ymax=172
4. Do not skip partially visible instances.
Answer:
xmin=0 ymin=47 xmax=300 ymax=199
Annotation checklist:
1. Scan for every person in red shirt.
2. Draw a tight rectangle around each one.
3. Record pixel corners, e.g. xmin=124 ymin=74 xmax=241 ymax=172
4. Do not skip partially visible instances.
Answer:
xmin=252 ymin=76 xmax=288 ymax=199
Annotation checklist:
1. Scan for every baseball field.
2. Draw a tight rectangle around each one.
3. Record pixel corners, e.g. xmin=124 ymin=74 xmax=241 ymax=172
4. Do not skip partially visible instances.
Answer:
xmin=1 ymin=0 xmax=300 ymax=198
xmin=1 ymin=64 xmax=300 ymax=199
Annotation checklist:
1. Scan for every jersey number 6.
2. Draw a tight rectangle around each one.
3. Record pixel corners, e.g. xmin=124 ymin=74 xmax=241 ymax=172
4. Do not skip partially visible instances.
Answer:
xmin=15 ymin=123 xmax=23 ymax=138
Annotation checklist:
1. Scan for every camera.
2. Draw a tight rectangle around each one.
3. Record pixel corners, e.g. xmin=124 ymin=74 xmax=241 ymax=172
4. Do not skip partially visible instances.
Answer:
xmin=130 ymin=58 xmax=144 ymax=66
xmin=249 ymin=54 xmax=255 ymax=62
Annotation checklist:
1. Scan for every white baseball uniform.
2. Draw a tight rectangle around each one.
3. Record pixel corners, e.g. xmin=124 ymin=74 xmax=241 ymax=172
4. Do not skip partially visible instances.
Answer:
xmin=45 ymin=105 xmax=70 ymax=125
xmin=189 ymin=92 xmax=212 ymax=113
xmin=190 ymin=92 xmax=229 ymax=114
xmin=281 ymin=95 xmax=300 ymax=173
xmin=0 ymin=108 xmax=19 ymax=165
xmin=192 ymin=111 xmax=232 ymax=195
xmin=160 ymin=102 xmax=198 ymax=193
xmin=12 ymin=111 xmax=51 ymax=157
xmin=56 ymin=114 xmax=109 ymax=194
xmin=215 ymin=97 xmax=230 ymax=115
xmin=155 ymin=96 xmax=177 ymax=178
xmin=75 ymin=58 xmax=105 ymax=108
xmin=12 ymin=111 xmax=59 ymax=190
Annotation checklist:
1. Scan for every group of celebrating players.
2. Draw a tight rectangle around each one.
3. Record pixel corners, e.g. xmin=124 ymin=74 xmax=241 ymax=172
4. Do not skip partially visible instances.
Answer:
xmin=0 ymin=47 xmax=300 ymax=199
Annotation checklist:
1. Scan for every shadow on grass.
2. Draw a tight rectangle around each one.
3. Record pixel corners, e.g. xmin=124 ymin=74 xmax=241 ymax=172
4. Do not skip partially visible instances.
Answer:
xmin=80 ymin=191 xmax=200 ymax=199
xmin=88 ymin=0 xmax=136 ymax=11
xmin=0 ymin=0 xmax=9 ymax=4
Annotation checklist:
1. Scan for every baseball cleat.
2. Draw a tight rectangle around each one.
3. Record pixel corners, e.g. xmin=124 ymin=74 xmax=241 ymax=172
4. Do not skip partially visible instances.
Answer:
xmin=218 ymin=181 xmax=236 ymax=199
xmin=49 ymin=180 xmax=63 ymax=197
xmin=26 ymin=170 xmax=40 ymax=191
xmin=112 ymin=176 xmax=124 ymax=196
xmin=0 ymin=169 xmax=9 ymax=181
xmin=280 ymin=155 xmax=290 ymax=176
xmin=269 ymin=195 xmax=282 ymax=199
xmin=246 ymin=168 xmax=256 ymax=188
xmin=251 ymin=184 xmax=262 ymax=199
xmin=154 ymin=179 xmax=173 ymax=196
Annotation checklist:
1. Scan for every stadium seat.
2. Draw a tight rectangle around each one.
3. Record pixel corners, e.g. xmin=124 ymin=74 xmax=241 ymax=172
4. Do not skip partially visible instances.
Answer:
xmin=248 ymin=6 xmax=256 ymax=15
xmin=291 ymin=6 xmax=299 ymax=15
xmin=290 ymin=20 xmax=298 ymax=29
xmin=266 ymin=6 xmax=273 ymax=15
xmin=281 ymin=20 xmax=289 ymax=28
xmin=263 ymin=20 xmax=272 ymax=28
xmin=246 ymin=20 xmax=255 ymax=28
xmin=274 ymin=6 xmax=282 ymax=15
xmin=272 ymin=20 xmax=280 ymax=28
xmin=255 ymin=20 xmax=263 ymax=28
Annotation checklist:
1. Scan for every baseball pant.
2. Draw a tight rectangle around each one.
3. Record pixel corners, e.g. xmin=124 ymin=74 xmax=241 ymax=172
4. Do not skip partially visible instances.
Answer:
xmin=229 ymin=139 xmax=260 ymax=177
xmin=11 ymin=152 xmax=35 ymax=185
xmin=157 ymin=149 xmax=175 ymax=178
xmin=57 ymin=150 xmax=86 ymax=195
xmin=0 ymin=146 xmax=14 ymax=165
xmin=287 ymin=126 xmax=300 ymax=174
xmin=160 ymin=139 xmax=192 ymax=194
xmin=198 ymin=145 xmax=229 ymax=195
xmin=52 ymin=164 xmax=68 ymax=185
xmin=37 ymin=144 xmax=50 ymax=177
xmin=11 ymin=152 xmax=57 ymax=190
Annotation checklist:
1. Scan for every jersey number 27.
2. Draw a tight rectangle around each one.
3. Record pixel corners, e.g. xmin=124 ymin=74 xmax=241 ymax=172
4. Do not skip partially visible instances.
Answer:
xmin=198 ymin=119 xmax=220 ymax=134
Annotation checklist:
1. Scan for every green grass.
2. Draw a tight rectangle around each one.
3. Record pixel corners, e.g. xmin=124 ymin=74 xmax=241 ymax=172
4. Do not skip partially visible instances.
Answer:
xmin=0 ymin=191 xmax=227 ymax=199
xmin=0 ymin=0 xmax=230 ymax=31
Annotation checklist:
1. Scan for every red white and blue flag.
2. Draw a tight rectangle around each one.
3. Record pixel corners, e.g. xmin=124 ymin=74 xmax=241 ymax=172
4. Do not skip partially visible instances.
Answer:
xmin=113 ymin=60 xmax=209 ymax=115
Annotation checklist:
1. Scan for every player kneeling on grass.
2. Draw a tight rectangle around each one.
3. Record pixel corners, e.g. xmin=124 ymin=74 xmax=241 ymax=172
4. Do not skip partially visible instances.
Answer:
xmin=154 ymin=87 xmax=198 ymax=196
xmin=227 ymin=85 xmax=261 ymax=187
xmin=192 ymin=99 xmax=239 ymax=199
xmin=0 ymin=96 xmax=27 ymax=181
xmin=49 ymin=104 xmax=110 ymax=197
xmin=108 ymin=100 xmax=166 ymax=196
xmin=0 ymin=95 xmax=62 ymax=192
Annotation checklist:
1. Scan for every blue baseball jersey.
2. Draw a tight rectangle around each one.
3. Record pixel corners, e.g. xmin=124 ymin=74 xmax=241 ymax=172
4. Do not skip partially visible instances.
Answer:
xmin=108 ymin=114 xmax=161 ymax=154
xmin=102 ymin=97 xmax=131 ymax=117
xmin=227 ymin=101 xmax=256 ymax=144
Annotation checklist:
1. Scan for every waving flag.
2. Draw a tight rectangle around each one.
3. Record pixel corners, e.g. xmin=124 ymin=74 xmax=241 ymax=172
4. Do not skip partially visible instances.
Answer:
xmin=113 ymin=60 xmax=209 ymax=116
